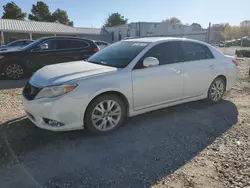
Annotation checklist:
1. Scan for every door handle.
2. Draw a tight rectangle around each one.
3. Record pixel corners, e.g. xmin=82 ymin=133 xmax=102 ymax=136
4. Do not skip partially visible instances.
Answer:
xmin=209 ymin=65 xmax=215 ymax=69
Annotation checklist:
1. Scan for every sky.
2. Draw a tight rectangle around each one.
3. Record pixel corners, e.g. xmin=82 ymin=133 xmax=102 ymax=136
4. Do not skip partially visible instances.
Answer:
xmin=0 ymin=0 xmax=249 ymax=28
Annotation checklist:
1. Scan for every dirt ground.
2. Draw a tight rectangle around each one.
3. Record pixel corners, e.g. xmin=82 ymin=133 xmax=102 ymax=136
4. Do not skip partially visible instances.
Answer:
xmin=153 ymin=60 xmax=250 ymax=188
xmin=0 ymin=59 xmax=249 ymax=188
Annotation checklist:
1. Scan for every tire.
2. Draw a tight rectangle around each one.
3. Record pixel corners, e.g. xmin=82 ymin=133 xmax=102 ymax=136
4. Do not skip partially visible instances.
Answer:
xmin=84 ymin=94 xmax=126 ymax=134
xmin=207 ymin=77 xmax=226 ymax=103
xmin=4 ymin=63 xmax=25 ymax=80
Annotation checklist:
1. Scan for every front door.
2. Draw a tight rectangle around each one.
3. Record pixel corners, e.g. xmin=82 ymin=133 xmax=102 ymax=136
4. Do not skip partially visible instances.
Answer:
xmin=29 ymin=39 xmax=63 ymax=71
xmin=132 ymin=42 xmax=183 ymax=110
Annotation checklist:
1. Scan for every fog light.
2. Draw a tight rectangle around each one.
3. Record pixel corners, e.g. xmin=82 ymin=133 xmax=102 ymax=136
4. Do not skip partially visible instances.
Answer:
xmin=43 ymin=118 xmax=65 ymax=127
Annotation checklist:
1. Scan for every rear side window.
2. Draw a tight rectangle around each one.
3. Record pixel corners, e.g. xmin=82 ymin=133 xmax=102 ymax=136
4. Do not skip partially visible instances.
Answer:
xmin=70 ymin=40 xmax=89 ymax=48
xmin=180 ymin=42 xmax=214 ymax=61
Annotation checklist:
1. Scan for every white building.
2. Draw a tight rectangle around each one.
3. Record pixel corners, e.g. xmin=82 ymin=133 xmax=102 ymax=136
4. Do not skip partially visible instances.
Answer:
xmin=105 ymin=22 xmax=208 ymax=42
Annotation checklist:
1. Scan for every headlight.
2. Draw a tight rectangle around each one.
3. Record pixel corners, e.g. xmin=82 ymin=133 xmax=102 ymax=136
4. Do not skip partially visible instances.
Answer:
xmin=35 ymin=84 xmax=77 ymax=99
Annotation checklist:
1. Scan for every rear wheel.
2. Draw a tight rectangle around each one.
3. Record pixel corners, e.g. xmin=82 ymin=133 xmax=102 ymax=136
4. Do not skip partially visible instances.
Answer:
xmin=207 ymin=77 xmax=226 ymax=103
xmin=4 ymin=63 xmax=25 ymax=80
xmin=85 ymin=94 xmax=126 ymax=133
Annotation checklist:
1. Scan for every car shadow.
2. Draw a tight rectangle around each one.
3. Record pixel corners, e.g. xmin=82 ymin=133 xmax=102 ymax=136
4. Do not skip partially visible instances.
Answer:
xmin=0 ymin=100 xmax=238 ymax=188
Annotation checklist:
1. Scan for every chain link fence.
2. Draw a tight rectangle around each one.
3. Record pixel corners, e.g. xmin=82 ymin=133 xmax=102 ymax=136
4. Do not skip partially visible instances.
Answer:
xmin=209 ymin=30 xmax=250 ymax=80
xmin=210 ymin=30 xmax=250 ymax=56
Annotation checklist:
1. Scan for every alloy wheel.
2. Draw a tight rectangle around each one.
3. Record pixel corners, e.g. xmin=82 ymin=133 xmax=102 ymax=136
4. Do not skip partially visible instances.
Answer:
xmin=210 ymin=79 xmax=224 ymax=102
xmin=91 ymin=100 xmax=122 ymax=131
xmin=5 ymin=64 xmax=24 ymax=79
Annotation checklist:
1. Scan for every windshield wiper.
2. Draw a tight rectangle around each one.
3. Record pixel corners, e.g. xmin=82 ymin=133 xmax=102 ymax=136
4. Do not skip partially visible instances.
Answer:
xmin=87 ymin=60 xmax=117 ymax=68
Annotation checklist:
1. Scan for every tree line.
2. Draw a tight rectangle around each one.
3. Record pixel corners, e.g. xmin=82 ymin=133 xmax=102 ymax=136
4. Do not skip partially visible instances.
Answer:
xmin=211 ymin=22 xmax=250 ymax=41
xmin=1 ymin=1 xmax=73 ymax=26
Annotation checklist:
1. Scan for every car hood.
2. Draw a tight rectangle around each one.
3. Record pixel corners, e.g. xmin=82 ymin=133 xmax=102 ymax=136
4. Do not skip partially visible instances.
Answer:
xmin=30 ymin=61 xmax=118 ymax=87
xmin=0 ymin=47 xmax=22 ymax=52
xmin=0 ymin=49 xmax=24 ymax=55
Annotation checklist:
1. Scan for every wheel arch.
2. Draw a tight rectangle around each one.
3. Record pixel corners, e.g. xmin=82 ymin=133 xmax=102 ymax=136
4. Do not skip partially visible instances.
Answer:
xmin=3 ymin=59 xmax=26 ymax=71
xmin=215 ymin=75 xmax=227 ymax=90
xmin=84 ymin=90 xmax=130 ymax=121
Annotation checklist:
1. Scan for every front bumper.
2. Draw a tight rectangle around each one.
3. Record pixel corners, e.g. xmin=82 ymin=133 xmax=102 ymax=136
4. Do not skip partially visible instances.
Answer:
xmin=22 ymin=95 xmax=85 ymax=131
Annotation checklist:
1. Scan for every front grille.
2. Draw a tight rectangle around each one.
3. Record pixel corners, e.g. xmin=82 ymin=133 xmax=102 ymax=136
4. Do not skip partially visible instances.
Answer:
xmin=23 ymin=82 xmax=42 ymax=100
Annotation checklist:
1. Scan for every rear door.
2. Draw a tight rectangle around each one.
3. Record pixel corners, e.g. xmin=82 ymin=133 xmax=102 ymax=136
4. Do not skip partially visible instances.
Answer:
xmin=180 ymin=41 xmax=217 ymax=98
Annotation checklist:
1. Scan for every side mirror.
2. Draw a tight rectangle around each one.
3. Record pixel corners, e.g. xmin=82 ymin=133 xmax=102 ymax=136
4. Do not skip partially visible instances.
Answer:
xmin=32 ymin=43 xmax=48 ymax=52
xmin=40 ymin=43 xmax=49 ymax=50
xmin=143 ymin=57 xmax=159 ymax=68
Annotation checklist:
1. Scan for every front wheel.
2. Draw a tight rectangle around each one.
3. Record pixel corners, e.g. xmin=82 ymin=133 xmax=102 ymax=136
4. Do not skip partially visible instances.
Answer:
xmin=207 ymin=77 xmax=226 ymax=103
xmin=4 ymin=63 xmax=25 ymax=80
xmin=84 ymin=94 xmax=126 ymax=134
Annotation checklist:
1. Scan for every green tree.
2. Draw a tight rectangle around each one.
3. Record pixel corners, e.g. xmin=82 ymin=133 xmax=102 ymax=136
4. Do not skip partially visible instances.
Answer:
xmin=103 ymin=13 xmax=128 ymax=27
xmin=28 ymin=1 xmax=52 ymax=22
xmin=191 ymin=23 xmax=202 ymax=29
xmin=2 ymin=1 xmax=26 ymax=20
xmin=211 ymin=23 xmax=229 ymax=32
xmin=161 ymin=17 xmax=181 ymax=24
xmin=52 ymin=9 xmax=73 ymax=26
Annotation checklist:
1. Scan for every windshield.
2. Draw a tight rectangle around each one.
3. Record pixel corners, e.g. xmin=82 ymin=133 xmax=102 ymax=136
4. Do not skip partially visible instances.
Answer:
xmin=88 ymin=41 xmax=149 ymax=68
xmin=21 ymin=38 xmax=44 ymax=51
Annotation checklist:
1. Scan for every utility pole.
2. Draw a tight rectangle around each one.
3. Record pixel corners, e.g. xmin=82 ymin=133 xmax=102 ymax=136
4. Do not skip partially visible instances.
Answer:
xmin=207 ymin=22 xmax=211 ymax=43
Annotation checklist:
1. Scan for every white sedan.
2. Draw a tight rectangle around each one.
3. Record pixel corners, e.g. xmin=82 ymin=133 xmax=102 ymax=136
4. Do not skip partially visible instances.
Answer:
xmin=22 ymin=37 xmax=237 ymax=133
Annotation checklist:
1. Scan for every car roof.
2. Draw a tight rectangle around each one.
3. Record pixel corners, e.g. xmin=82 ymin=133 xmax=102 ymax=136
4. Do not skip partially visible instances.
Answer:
xmin=94 ymin=40 xmax=108 ymax=43
xmin=14 ymin=39 xmax=34 ymax=41
xmin=124 ymin=37 xmax=208 ymax=45
xmin=39 ymin=36 xmax=94 ymax=42
xmin=8 ymin=39 xmax=34 ymax=43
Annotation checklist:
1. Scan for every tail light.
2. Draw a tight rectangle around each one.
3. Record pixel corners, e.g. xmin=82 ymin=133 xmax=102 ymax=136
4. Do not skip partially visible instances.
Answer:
xmin=232 ymin=59 xmax=239 ymax=66
xmin=94 ymin=47 xmax=100 ymax=52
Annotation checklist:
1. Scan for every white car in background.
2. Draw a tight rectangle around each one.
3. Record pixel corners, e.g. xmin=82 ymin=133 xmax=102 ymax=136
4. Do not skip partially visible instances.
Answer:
xmin=22 ymin=37 xmax=237 ymax=133
xmin=0 ymin=39 xmax=34 ymax=51
xmin=94 ymin=41 xmax=110 ymax=50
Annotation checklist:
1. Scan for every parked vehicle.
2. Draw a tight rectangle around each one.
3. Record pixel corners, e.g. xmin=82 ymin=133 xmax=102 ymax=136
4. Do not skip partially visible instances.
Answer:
xmin=0 ymin=36 xmax=99 ymax=79
xmin=22 ymin=37 xmax=237 ymax=133
xmin=0 ymin=39 xmax=34 ymax=51
xmin=94 ymin=41 xmax=110 ymax=49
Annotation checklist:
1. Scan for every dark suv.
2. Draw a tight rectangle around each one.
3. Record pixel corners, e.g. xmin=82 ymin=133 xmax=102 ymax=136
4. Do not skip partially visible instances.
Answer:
xmin=0 ymin=36 xmax=100 ymax=79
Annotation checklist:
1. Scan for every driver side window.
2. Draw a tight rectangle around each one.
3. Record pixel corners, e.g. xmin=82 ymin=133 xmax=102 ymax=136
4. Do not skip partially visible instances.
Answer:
xmin=134 ymin=42 xmax=180 ymax=69
xmin=38 ymin=40 xmax=54 ymax=51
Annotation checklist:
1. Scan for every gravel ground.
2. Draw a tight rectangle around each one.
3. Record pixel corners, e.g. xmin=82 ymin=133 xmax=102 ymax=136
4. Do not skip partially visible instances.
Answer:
xmin=0 ymin=59 xmax=249 ymax=188
xmin=153 ymin=60 xmax=250 ymax=188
